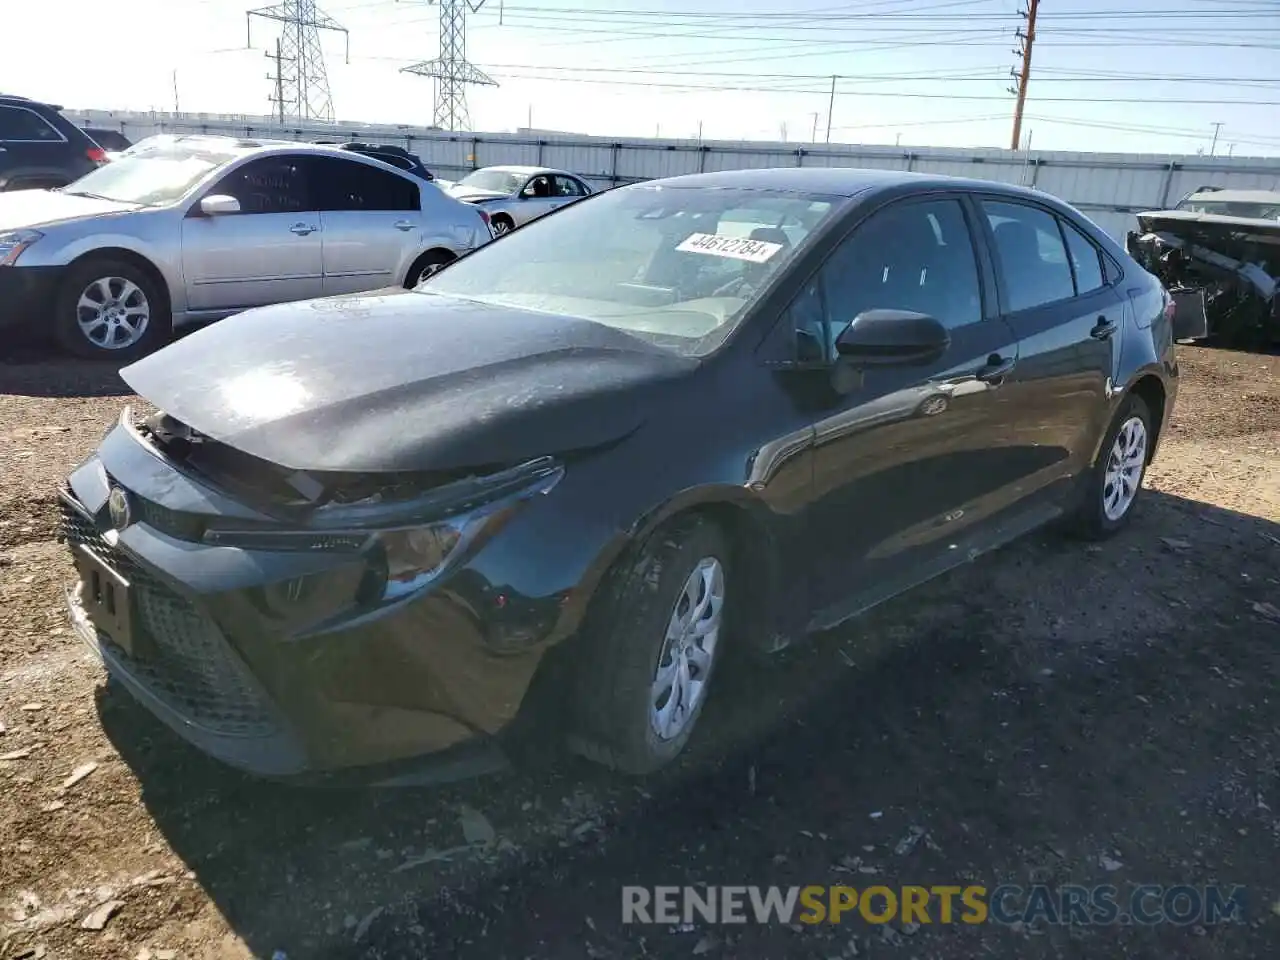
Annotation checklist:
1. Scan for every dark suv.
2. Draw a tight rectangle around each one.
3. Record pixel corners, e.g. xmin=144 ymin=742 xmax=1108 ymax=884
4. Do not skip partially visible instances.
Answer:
xmin=314 ymin=141 xmax=435 ymax=182
xmin=0 ymin=95 xmax=107 ymax=191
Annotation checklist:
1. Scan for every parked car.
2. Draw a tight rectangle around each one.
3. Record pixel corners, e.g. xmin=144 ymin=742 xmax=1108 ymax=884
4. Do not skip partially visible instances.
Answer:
xmin=60 ymin=168 xmax=1176 ymax=783
xmin=325 ymin=141 xmax=435 ymax=182
xmin=1127 ymin=187 xmax=1280 ymax=344
xmin=82 ymin=127 xmax=133 ymax=153
xmin=0 ymin=95 xmax=108 ymax=192
xmin=445 ymin=165 xmax=593 ymax=234
xmin=0 ymin=135 xmax=494 ymax=359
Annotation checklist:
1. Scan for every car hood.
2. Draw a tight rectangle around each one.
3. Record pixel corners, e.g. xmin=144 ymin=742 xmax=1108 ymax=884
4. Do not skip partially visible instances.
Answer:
xmin=447 ymin=187 xmax=510 ymax=202
xmin=0 ymin=189 xmax=140 ymax=230
xmin=120 ymin=292 xmax=697 ymax=474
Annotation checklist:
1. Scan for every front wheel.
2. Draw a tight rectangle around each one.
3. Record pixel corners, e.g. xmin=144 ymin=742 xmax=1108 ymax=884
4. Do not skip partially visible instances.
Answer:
xmin=570 ymin=516 xmax=731 ymax=775
xmin=53 ymin=258 xmax=169 ymax=361
xmin=1069 ymin=394 xmax=1153 ymax=538
xmin=491 ymin=215 xmax=514 ymax=236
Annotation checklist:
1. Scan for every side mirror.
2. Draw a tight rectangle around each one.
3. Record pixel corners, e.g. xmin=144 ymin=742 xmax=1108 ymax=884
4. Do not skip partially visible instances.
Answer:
xmin=834 ymin=309 xmax=950 ymax=366
xmin=200 ymin=194 xmax=241 ymax=216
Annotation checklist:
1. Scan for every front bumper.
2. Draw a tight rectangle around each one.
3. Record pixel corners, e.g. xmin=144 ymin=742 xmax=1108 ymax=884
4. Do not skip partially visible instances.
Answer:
xmin=60 ymin=422 xmax=563 ymax=782
xmin=0 ymin=264 xmax=63 ymax=333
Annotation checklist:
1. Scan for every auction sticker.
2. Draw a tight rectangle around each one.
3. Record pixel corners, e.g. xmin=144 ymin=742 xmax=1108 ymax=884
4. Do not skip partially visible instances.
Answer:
xmin=676 ymin=232 xmax=783 ymax=263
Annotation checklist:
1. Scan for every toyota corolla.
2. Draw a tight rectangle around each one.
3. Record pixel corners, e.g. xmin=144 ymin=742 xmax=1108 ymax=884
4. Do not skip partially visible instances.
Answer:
xmin=61 ymin=168 xmax=1177 ymax=783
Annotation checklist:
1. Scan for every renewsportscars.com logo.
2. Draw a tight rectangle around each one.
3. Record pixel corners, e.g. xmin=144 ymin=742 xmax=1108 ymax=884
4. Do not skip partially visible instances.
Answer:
xmin=622 ymin=884 xmax=1249 ymax=927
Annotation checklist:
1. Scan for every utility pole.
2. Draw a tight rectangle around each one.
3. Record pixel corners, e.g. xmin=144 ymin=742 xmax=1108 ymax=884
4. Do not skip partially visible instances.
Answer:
xmin=172 ymin=70 xmax=180 ymax=113
xmin=810 ymin=112 xmax=820 ymax=143
xmin=401 ymin=0 xmax=496 ymax=132
xmin=825 ymin=75 xmax=836 ymax=143
xmin=248 ymin=0 xmax=348 ymax=122
xmin=1008 ymin=0 xmax=1039 ymax=151
xmin=1209 ymin=121 xmax=1224 ymax=156
xmin=266 ymin=38 xmax=294 ymax=125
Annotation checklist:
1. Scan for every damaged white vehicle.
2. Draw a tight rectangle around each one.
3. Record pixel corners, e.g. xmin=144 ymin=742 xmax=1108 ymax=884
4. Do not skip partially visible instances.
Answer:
xmin=1127 ymin=187 xmax=1280 ymax=344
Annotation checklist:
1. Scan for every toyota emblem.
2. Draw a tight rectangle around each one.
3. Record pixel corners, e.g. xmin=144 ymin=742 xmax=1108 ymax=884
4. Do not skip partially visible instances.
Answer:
xmin=107 ymin=486 xmax=133 ymax=531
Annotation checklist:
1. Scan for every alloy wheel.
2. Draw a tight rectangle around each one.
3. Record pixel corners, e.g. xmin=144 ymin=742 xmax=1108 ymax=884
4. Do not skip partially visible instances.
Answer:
xmin=76 ymin=276 xmax=150 ymax=350
xmin=649 ymin=557 xmax=725 ymax=742
xmin=493 ymin=219 xmax=512 ymax=235
xmin=1102 ymin=415 xmax=1147 ymax=521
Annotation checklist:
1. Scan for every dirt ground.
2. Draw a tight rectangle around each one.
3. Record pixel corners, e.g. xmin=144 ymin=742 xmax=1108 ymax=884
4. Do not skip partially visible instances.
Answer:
xmin=2 ymin=344 xmax=1279 ymax=960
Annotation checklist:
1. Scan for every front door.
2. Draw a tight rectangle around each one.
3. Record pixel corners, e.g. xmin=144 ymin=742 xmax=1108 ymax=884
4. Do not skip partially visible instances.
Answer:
xmin=513 ymin=174 xmax=558 ymax=225
xmin=975 ymin=197 xmax=1123 ymax=490
xmin=310 ymin=155 xmax=425 ymax=295
xmin=782 ymin=196 xmax=1032 ymax=625
xmin=181 ymin=155 xmax=323 ymax=313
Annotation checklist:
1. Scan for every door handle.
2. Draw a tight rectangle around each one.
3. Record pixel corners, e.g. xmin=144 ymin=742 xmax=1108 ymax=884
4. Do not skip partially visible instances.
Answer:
xmin=393 ymin=220 xmax=415 ymax=231
xmin=290 ymin=223 xmax=316 ymax=236
xmin=976 ymin=354 xmax=1016 ymax=383
xmin=1091 ymin=316 xmax=1118 ymax=340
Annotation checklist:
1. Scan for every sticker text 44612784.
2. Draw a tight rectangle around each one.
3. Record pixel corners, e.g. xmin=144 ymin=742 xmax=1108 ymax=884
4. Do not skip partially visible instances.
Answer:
xmin=675 ymin=232 xmax=784 ymax=264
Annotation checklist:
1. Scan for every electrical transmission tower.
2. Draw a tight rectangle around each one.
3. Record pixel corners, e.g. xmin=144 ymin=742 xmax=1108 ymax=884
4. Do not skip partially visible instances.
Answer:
xmin=401 ymin=0 xmax=496 ymax=131
xmin=247 ymin=0 xmax=349 ymax=122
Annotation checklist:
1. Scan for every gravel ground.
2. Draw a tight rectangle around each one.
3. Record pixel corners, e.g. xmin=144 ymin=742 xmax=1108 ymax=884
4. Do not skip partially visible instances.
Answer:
xmin=1 ymin=344 xmax=1279 ymax=960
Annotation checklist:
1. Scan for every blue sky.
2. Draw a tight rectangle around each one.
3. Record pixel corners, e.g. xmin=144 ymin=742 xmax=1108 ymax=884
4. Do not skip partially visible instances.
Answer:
xmin=4 ymin=0 xmax=1279 ymax=155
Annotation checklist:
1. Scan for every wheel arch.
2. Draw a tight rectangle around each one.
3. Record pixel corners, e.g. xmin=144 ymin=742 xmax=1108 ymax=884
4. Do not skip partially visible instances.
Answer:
xmin=63 ymin=247 xmax=172 ymax=315
xmin=1123 ymin=372 xmax=1168 ymax=463
xmin=548 ymin=486 xmax=784 ymax=655
xmin=403 ymin=246 xmax=458 ymax=287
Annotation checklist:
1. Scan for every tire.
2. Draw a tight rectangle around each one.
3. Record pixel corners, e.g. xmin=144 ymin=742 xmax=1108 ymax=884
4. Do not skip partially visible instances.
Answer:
xmin=404 ymin=249 xmax=455 ymax=288
xmin=53 ymin=258 xmax=170 ymax=361
xmin=569 ymin=515 xmax=731 ymax=775
xmin=1069 ymin=394 xmax=1153 ymax=539
xmin=491 ymin=215 xmax=514 ymax=236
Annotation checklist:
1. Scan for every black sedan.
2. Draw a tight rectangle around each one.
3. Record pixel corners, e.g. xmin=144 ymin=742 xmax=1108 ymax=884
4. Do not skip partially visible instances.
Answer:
xmin=60 ymin=168 xmax=1178 ymax=783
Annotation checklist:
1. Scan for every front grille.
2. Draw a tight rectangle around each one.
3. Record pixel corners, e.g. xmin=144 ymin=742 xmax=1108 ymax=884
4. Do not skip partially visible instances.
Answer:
xmin=60 ymin=496 xmax=279 ymax=738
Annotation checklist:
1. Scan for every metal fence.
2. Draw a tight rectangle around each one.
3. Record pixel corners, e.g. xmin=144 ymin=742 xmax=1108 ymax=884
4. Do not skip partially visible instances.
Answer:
xmin=71 ymin=109 xmax=1280 ymax=241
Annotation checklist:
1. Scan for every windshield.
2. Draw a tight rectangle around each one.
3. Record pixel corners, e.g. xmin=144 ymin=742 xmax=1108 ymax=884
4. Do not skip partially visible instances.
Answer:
xmin=456 ymin=169 xmax=527 ymax=194
xmin=1176 ymin=197 xmax=1280 ymax=220
xmin=420 ymin=183 xmax=840 ymax=355
xmin=62 ymin=146 xmax=240 ymax=205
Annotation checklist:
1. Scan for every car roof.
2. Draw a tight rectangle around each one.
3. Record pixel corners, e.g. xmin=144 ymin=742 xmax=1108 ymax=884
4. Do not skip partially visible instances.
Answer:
xmin=474 ymin=165 xmax=574 ymax=178
xmin=1182 ymin=188 xmax=1280 ymax=204
xmin=647 ymin=167 xmax=1059 ymax=202
xmin=0 ymin=94 xmax=62 ymax=112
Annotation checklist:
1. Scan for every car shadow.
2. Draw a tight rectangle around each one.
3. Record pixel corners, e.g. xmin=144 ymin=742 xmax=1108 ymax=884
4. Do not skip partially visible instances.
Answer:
xmin=97 ymin=489 xmax=1280 ymax=959
xmin=0 ymin=326 xmax=208 ymax=398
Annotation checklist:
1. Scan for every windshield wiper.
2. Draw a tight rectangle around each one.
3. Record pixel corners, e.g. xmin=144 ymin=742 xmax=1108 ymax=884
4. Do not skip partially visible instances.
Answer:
xmin=61 ymin=190 xmax=118 ymax=202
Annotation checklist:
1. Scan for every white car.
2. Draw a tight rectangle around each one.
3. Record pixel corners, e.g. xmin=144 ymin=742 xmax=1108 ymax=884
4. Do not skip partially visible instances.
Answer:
xmin=445 ymin=165 xmax=593 ymax=235
xmin=0 ymin=135 xmax=494 ymax=359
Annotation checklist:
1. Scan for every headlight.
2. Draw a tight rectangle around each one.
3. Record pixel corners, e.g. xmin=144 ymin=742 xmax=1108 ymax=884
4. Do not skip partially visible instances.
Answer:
xmin=366 ymin=512 xmax=491 ymax=601
xmin=0 ymin=229 xmax=43 ymax=267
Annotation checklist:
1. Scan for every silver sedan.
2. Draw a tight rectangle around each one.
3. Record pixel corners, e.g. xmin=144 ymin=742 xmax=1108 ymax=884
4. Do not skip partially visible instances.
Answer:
xmin=445 ymin=165 xmax=593 ymax=235
xmin=0 ymin=135 xmax=493 ymax=359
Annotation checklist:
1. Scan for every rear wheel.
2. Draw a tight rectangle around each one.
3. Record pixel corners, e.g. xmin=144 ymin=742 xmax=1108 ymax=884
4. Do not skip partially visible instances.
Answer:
xmin=53 ymin=258 xmax=169 ymax=361
xmin=1069 ymin=394 xmax=1152 ymax=539
xmin=404 ymin=249 xmax=455 ymax=287
xmin=570 ymin=516 xmax=730 ymax=775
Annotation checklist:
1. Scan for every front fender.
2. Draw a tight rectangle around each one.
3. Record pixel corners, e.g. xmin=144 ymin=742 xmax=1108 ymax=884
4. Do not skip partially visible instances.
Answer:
xmin=26 ymin=229 xmax=182 ymax=311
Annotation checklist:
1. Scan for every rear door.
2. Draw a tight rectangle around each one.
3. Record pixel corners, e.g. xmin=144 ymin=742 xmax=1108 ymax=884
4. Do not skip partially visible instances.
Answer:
xmin=0 ymin=104 xmax=75 ymax=188
xmin=549 ymin=174 xmax=590 ymax=212
xmin=974 ymin=196 xmax=1124 ymax=491
xmin=181 ymin=154 xmax=323 ymax=313
xmin=311 ymin=155 xmax=423 ymax=295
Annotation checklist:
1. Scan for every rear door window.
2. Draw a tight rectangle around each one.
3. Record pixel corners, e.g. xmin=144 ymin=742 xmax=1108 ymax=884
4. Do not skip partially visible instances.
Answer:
xmin=309 ymin=156 xmax=419 ymax=212
xmin=981 ymin=200 xmax=1076 ymax=312
xmin=0 ymin=105 xmax=64 ymax=142
xmin=1059 ymin=218 xmax=1105 ymax=294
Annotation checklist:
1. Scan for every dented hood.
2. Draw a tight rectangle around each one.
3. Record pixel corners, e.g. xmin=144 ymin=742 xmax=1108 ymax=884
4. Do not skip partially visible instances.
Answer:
xmin=120 ymin=291 xmax=696 ymax=473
